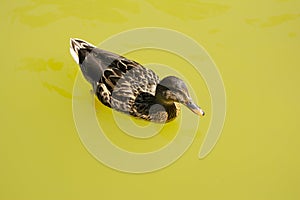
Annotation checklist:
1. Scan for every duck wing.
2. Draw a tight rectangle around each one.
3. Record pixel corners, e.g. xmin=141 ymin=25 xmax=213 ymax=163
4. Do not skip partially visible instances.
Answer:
xmin=95 ymin=57 xmax=139 ymax=107
xmin=108 ymin=59 xmax=160 ymax=115
xmin=90 ymin=48 xmax=160 ymax=113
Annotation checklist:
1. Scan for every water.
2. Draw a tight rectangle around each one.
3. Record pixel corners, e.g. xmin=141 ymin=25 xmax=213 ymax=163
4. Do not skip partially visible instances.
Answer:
xmin=1 ymin=0 xmax=299 ymax=199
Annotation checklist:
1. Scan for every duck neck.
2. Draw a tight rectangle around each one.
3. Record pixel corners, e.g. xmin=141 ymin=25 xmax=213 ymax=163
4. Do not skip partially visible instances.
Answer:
xmin=165 ymin=103 xmax=179 ymax=121
xmin=154 ymin=84 xmax=180 ymax=121
xmin=154 ymin=98 xmax=179 ymax=122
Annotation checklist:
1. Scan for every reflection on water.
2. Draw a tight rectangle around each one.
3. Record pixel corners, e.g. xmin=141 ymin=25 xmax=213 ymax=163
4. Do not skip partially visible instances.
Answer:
xmin=94 ymin=97 xmax=181 ymax=153
xmin=12 ymin=3 xmax=62 ymax=27
xmin=19 ymin=58 xmax=63 ymax=72
xmin=11 ymin=0 xmax=230 ymax=28
xmin=245 ymin=13 xmax=300 ymax=28
xmin=208 ymin=29 xmax=221 ymax=35
xmin=11 ymin=0 xmax=138 ymax=27
xmin=146 ymin=0 xmax=230 ymax=20
xmin=18 ymin=57 xmax=75 ymax=99
xmin=288 ymin=32 xmax=297 ymax=38
xmin=42 ymin=81 xmax=72 ymax=99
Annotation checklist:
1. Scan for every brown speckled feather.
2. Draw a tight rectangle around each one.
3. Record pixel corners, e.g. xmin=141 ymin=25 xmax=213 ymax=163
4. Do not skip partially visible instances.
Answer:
xmin=91 ymin=51 xmax=160 ymax=114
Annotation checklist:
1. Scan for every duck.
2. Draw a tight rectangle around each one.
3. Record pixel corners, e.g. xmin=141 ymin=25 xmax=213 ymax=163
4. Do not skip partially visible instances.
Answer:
xmin=70 ymin=38 xmax=205 ymax=123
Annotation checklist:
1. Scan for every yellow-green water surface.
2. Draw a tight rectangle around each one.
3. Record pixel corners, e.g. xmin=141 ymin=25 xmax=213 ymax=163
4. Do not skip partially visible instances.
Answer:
xmin=1 ymin=0 xmax=300 ymax=199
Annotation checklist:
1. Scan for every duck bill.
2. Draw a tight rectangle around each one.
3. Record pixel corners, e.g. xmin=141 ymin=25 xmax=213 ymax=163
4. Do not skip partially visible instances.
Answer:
xmin=185 ymin=101 xmax=205 ymax=116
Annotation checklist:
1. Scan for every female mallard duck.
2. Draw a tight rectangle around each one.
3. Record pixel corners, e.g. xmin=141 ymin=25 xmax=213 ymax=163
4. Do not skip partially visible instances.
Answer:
xmin=70 ymin=38 xmax=205 ymax=123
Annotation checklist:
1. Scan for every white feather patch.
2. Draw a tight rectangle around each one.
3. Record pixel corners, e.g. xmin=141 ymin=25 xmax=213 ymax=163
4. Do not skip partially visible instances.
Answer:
xmin=70 ymin=47 xmax=79 ymax=64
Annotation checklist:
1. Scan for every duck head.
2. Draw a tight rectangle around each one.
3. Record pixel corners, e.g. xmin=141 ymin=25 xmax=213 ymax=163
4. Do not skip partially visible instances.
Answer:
xmin=155 ymin=76 xmax=205 ymax=116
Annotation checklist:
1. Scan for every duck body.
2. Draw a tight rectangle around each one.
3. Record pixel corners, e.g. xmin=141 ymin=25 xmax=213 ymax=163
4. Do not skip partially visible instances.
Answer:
xmin=70 ymin=38 xmax=204 ymax=123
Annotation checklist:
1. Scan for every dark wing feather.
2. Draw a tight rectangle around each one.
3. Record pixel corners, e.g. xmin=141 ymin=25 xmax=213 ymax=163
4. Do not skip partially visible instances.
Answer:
xmin=131 ymin=92 xmax=156 ymax=120
xmin=109 ymin=63 xmax=159 ymax=113
xmin=96 ymin=83 xmax=111 ymax=107
xmin=90 ymin=47 xmax=160 ymax=115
